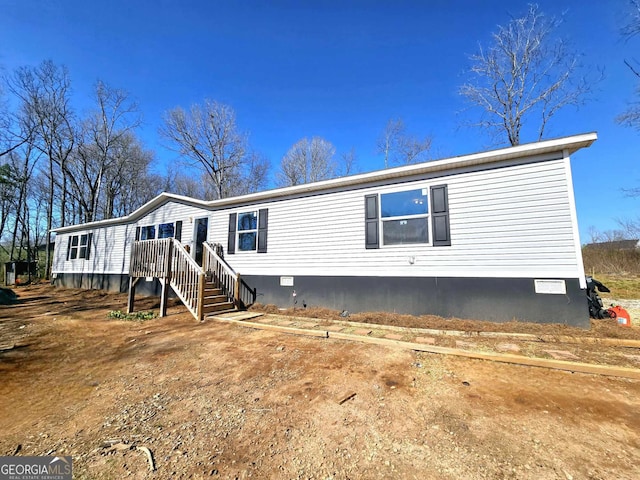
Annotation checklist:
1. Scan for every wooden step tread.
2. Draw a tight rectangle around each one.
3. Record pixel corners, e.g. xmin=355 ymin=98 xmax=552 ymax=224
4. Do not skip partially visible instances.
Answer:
xmin=203 ymin=309 xmax=237 ymax=318
xmin=202 ymin=302 xmax=235 ymax=314
xmin=203 ymin=288 xmax=224 ymax=295
xmin=203 ymin=294 xmax=229 ymax=303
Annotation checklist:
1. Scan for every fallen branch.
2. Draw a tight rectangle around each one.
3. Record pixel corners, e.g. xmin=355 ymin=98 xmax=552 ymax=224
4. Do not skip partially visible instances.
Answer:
xmin=338 ymin=392 xmax=357 ymax=405
xmin=136 ymin=446 xmax=155 ymax=472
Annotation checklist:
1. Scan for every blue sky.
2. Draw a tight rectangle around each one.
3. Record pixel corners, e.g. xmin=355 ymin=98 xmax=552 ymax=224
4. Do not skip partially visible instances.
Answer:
xmin=1 ymin=0 xmax=639 ymax=242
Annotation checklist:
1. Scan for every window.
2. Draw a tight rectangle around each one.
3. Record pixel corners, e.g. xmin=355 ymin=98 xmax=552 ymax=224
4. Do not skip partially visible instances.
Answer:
xmin=364 ymin=185 xmax=450 ymax=249
xmin=380 ymin=188 xmax=429 ymax=245
xmin=228 ymin=210 xmax=268 ymax=254
xmin=67 ymin=233 xmax=92 ymax=260
xmin=140 ymin=225 xmax=156 ymax=240
xmin=237 ymin=211 xmax=258 ymax=251
xmin=158 ymin=223 xmax=174 ymax=239
xmin=136 ymin=222 xmax=182 ymax=242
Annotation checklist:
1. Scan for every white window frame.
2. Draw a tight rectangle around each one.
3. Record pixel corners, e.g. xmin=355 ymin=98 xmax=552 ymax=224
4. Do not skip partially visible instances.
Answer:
xmin=379 ymin=186 xmax=431 ymax=247
xmin=236 ymin=211 xmax=258 ymax=253
xmin=69 ymin=234 xmax=90 ymax=260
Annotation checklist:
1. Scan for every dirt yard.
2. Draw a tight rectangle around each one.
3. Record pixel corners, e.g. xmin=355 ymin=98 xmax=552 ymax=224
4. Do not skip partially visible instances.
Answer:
xmin=1 ymin=285 xmax=639 ymax=479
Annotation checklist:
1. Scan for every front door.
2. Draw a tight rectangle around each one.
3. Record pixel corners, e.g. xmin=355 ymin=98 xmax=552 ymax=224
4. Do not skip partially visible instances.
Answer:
xmin=193 ymin=217 xmax=209 ymax=266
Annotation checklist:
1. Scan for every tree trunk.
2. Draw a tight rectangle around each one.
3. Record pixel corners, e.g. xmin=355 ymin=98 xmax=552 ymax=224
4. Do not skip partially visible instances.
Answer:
xmin=45 ymin=153 xmax=54 ymax=279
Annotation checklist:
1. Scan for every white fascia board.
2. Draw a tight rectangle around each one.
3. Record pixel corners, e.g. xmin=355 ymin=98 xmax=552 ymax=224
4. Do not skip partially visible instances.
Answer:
xmin=52 ymin=192 xmax=211 ymax=234
xmin=204 ymin=132 xmax=597 ymax=208
xmin=52 ymin=132 xmax=597 ymax=234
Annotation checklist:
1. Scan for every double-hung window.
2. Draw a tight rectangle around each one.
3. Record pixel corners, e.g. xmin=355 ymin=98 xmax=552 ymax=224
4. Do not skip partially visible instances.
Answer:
xmin=237 ymin=211 xmax=258 ymax=251
xmin=228 ymin=209 xmax=268 ymax=254
xmin=365 ymin=185 xmax=450 ymax=249
xmin=67 ymin=233 xmax=92 ymax=260
xmin=380 ymin=188 xmax=429 ymax=245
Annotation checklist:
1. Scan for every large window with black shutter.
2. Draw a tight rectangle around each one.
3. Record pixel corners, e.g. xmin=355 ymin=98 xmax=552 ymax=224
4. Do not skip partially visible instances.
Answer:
xmin=66 ymin=233 xmax=93 ymax=260
xmin=228 ymin=209 xmax=268 ymax=254
xmin=365 ymin=185 xmax=450 ymax=248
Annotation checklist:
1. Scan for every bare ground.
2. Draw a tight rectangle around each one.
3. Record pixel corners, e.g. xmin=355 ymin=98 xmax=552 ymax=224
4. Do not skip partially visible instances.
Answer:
xmin=1 ymin=284 xmax=639 ymax=479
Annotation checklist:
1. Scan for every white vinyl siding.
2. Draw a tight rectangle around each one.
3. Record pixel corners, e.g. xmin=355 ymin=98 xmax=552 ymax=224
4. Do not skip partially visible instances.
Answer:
xmin=52 ymin=201 xmax=209 ymax=275
xmin=135 ymin=201 xmax=211 ymax=248
xmin=214 ymin=158 xmax=581 ymax=280
xmin=52 ymin=223 xmax=132 ymax=274
xmin=53 ymin=156 xmax=583 ymax=282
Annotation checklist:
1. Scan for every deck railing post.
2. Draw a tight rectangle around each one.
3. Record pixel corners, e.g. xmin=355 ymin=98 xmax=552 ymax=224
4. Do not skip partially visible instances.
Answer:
xmin=234 ymin=273 xmax=241 ymax=309
xmin=197 ymin=272 xmax=205 ymax=321
xmin=159 ymin=239 xmax=173 ymax=318
xmin=127 ymin=277 xmax=137 ymax=314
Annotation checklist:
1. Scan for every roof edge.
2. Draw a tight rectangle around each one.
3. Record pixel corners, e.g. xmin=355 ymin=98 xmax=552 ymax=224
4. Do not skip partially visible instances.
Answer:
xmin=52 ymin=132 xmax=597 ymax=234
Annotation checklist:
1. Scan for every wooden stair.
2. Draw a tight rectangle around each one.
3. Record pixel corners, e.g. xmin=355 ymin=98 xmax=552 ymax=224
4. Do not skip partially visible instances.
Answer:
xmin=201 ymin=281 xmax=236 ymax=316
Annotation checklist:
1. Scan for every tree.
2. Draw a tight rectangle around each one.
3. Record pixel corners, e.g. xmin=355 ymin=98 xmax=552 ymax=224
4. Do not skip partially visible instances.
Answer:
xmin=376 ymin=118 xmax=432 ymax=166
xmin=66 ymin=81 xmax=141 ymax=223
xmin=225 ymin=151 xmax=269 ymax=197
xmin=618 ymin=0 xmax=640 ymax=128
xmin=6 ymin=142 xmax=40 ymax=261
xmin=81 ymin=80 xmax=141 ymax=222
xmin=377 ymin=118 xmax=405 ymax=168
xmin=459 ymin=4 xmax=593 ymax=146
xmin=339 ymin=147 xmax=358 ymax=176
xmin=160 ymin=100 xmax=264 ymax=200
xmin=0 ymin=163 xmax=16 ymax=248
xmin=276 ymin=137 xmax=337 ymax=187
xmin=101 ymin=133 xmax=161 ymax=219
xmin=622 ymin=0 xmax=640 ymax=46
xmin=7 ymin=60 xmax=75 ymax=277
xmin=66 ymin=131 xmax=159 ymax=222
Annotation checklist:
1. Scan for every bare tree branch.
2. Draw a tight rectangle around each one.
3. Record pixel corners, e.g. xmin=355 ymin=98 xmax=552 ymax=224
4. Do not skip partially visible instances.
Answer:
xmin=160 ymin=100 xmax=263 ymax=200
xmin=618 ymin=1 xmax=640 ymax=128
xmin=376 ymin=118 xmax=405 ymax=168
xmin=6 ymin=60 xmax=75 ymax=277
xmin=276 ymin=137 xmax=337 ymax=187
xmin=377 ymin=118 xmax=432 ymax=165
xmin=459 ymin=4 xmax=595 ymax=146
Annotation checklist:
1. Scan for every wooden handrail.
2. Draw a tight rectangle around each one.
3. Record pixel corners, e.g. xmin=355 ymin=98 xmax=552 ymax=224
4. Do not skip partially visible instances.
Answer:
xmin=202 ymin=242 xmax=256 ymax=308
xmin=130 ymin=238 xmax=204 ymax=320
xmin=168 ymin=238 xmax=203 ymax=320
xmin=129 ymin=238 xmax=256 ymax=320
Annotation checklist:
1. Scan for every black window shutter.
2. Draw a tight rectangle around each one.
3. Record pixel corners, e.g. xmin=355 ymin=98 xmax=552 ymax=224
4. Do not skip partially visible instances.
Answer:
xmin=228 ymin=213 xmax=237 ymax=254
xmin=257 ymin=209 xmax=268 ymax=253
xmin=66 ymin=237 xmax=72 ymax=261
xmin=431 ymin=184 xmax=451 ymax=247
xmin=135 ymin=226 xmax=140 ymax=241
xmin=365 ymin=194 xmax=379 ymax=249
xmin=175 ymin=221 xmax=183 ymax=242
xmin=86 ymin=233 xmax=93 ymax=259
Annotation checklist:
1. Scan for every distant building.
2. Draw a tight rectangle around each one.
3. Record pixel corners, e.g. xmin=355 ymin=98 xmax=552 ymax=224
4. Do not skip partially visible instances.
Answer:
xmin=583 ymin=240 xmax=640 ymax=251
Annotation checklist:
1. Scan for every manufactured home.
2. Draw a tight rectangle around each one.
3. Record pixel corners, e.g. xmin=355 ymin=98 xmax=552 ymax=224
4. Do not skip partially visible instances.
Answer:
xmin=51 ymin=133 xmax=597 ymax=327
